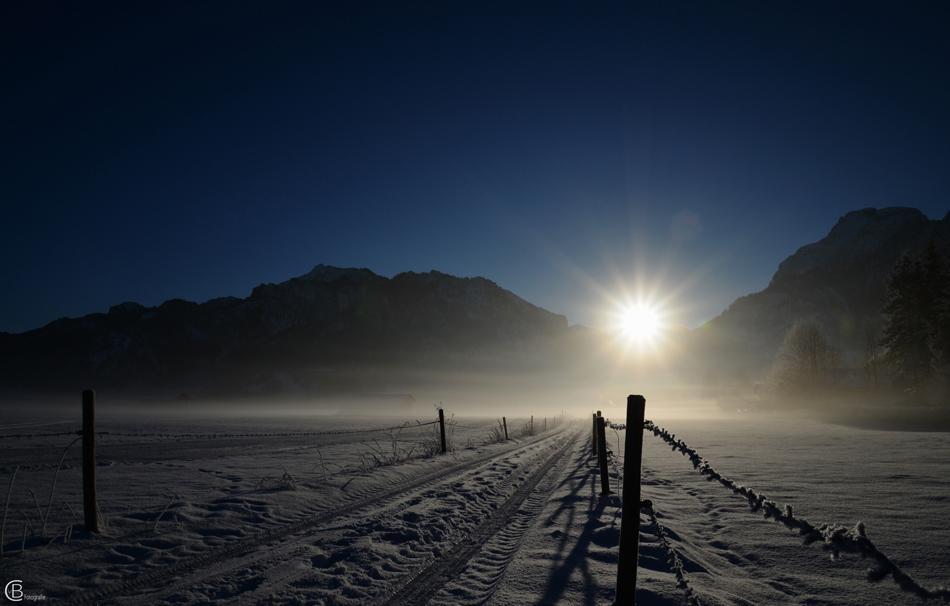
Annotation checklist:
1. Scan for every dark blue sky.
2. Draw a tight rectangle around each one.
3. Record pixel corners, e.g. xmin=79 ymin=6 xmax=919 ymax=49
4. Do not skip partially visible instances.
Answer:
xmin=3 ymin=2 xmax=949 ymax=332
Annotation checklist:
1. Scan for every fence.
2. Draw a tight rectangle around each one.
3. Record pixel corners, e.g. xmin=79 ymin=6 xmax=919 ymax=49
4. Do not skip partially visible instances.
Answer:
xmin=1 ymin=390 xmax=563 ymax=558
xmin=596 ymin=394 xmax=950 ymax=605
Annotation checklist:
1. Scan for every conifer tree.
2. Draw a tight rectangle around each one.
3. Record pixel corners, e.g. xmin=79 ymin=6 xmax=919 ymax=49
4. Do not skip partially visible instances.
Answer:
xmin=881 ymin=254 xmax=931 ymax=385
xmin=880 ymin=244 xmax=950 ymax=386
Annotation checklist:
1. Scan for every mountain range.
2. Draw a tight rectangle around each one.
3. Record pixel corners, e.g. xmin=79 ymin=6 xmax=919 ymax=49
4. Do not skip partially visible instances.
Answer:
xmin=2 ymin=207 xmax=948 ymax=398
xmin=0 ymin=266 xmax=569 ymax=396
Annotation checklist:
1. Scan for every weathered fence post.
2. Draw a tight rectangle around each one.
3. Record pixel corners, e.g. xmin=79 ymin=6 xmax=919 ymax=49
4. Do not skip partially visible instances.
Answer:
xmin=438 ymin=408 xmax=447 ymax=454
xmin=530 ymin=415 xmax=534 ymax=434
xmin=543 ymin=417 xmax=547 ymax=432
xmin=82 ymin=389 xmax=98 ymax=533
xmin=592 ymin=413 xmax=598 ymax=456
xmin=597 ymin=414 xmax=610 ymax=496
xmin=616 ymin=394 xmax=646 ymax=605
xmin=502 ymin=416 xmax=509 ymax=440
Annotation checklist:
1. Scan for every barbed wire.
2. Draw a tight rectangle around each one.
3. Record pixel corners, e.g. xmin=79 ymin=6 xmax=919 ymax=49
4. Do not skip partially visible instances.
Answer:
xmin=641 ymin=498 xmax=703 ymax=606
xmin=643 ymin=419 xmax=950 ymax=603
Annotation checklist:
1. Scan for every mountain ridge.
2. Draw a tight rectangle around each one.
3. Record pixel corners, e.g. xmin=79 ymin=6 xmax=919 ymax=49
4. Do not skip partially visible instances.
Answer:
xmin=0 ymin=266 xmax=569 ymax=396
xmin=698 ymin=206 xmax=950 ymax=375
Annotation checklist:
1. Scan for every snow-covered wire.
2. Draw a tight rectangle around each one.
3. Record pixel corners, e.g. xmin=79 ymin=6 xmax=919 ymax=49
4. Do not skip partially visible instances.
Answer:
xmin=641 ymin=499 xmax=703 ymax=606
xmin=644 ymin=419 xmax=950 ymax=603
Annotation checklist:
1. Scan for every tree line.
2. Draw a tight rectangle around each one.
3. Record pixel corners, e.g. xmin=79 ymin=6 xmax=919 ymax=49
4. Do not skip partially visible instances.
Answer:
xmin=769 ymin=242 xmax=949 ymax=394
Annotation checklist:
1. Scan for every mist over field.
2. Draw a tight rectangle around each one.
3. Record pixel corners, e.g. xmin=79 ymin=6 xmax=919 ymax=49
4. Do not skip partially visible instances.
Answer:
xmin=3 ymin=209 xmax=950 ymax=603
xmin=7 ymin=206 xmax=950 ymax=428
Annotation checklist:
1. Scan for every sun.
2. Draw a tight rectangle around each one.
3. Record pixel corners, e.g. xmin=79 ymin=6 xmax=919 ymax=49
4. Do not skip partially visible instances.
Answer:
xmin=614 ymin=302 xmax=664 ymax=346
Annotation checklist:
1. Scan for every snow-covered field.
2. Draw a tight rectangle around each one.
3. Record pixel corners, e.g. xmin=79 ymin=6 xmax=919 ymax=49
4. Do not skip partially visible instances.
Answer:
xmin=1 ymin=410 xmax=948 ymax=605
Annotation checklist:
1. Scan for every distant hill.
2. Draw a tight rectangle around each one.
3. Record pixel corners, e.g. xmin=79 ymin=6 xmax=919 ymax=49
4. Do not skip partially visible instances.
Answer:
xmin=695 ymin=207 xmax=950 ymax=377
xmin=0 ymin=266 xmax=569 ymax=397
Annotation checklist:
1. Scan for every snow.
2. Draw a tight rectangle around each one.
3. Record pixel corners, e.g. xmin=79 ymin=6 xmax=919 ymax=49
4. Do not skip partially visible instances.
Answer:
xmin=643 ymin=419 xmax=950 ymax=601
xmin=1 ymin=412 xmax=949 ymax=604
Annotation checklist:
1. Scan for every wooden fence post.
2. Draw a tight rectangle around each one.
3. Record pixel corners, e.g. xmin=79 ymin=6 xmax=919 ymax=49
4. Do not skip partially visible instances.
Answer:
xmin=502 ymin=416 xmax=508 ymax=440
xmin=82 ymin=389 xmax=98 ymax=533
xmin=438 ymin=408 xmax=447 ymax=454
xmin=615 ymin=394 xmax=646 ymax=605
xmin=592 ymin=413 xmax=598 ymax=456
xmin=597 ymin=415 xmax=610 ymax=496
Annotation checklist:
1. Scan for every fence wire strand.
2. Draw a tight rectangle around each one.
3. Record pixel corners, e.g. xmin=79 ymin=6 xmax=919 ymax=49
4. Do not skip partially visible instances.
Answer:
xmin=643 ymin=419 xmax=950 ymax=603
xmin=0 ymin=431 xmax=81 ymax=440
xmin=641 ymin=499 xmax=703 ymax=606
xmin=0 ymin=421 xmax=440 ymax=441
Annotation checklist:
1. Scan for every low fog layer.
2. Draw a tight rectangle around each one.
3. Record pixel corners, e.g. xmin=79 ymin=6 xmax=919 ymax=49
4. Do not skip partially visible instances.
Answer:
xmin=3 ymin=208 xmax=949 ymax=431
xmin=0 ymin=263 xmax=710 ymax=421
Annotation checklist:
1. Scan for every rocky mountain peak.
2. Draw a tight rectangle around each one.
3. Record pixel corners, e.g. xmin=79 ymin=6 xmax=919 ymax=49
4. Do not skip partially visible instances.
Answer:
xmin=299 ymin=265 xmax=379 ymax=283
xmin=108 ymin=301 xmax=146 ymax=316
xmin=772 ymin=207 xmax=932 ymax=284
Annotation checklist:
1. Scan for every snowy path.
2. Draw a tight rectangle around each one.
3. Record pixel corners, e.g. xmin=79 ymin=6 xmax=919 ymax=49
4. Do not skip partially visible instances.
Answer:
xmin=3 ymin=422 xmax=578 ymax=605
xmin=385 ymin=431 xmax=577 ymax=606
xmin=115 ymin=429 xmax=578 ymax=605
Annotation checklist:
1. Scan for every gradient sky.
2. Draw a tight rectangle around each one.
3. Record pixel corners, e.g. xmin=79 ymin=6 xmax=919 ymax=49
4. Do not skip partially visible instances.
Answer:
xmin=3 ymin=2 xmax=950 ymax=333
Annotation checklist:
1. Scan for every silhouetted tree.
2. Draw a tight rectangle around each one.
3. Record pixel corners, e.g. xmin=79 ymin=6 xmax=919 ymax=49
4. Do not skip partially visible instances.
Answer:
xmin=770 ymin=321 xmax=839 ymax=392
xmin=880 ymin=244 xmax=950 ymax=386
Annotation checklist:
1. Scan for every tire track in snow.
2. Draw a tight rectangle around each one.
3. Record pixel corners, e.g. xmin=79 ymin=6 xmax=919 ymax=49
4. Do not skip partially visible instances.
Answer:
xmin=147 ymin=431 xmax=564 ymax=605
xmin=425 ymin=435 xmax=579 ymax=606
xmin=69 ymin=427 xmax=570 ymax=605
xmin=381 ymin=431 xmax=579 ymax=606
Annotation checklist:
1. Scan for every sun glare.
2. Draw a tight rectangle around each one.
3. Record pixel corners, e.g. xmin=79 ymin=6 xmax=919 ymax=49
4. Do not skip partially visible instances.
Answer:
xmin=614 ymin=303 xmax=663 ymax=346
